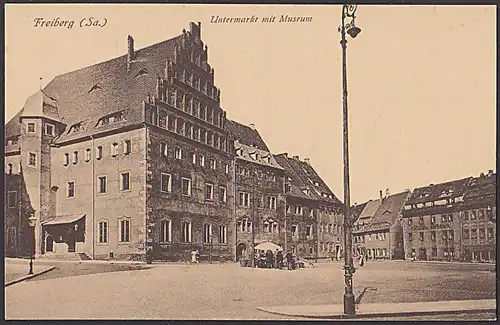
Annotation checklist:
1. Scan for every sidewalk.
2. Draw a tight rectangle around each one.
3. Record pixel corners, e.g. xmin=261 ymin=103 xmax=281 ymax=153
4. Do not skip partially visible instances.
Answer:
xmin=256 ymin=299 xmax=496 ymax=319
xmin=5 ymin=260 xmax=55 ymax=287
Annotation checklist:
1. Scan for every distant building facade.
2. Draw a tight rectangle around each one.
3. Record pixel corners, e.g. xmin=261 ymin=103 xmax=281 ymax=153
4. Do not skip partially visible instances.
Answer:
xmin=353 ymin=190 xmax=410 ymax=260
xmin=401 ymin=178 xmax=471 ymax=261
xmin=460 ymin=171 xmax=496 ymax=262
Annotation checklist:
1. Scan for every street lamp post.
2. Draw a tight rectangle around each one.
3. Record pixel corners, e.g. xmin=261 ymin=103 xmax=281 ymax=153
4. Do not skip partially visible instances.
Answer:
xmin=28 ymin=213 xmax=37 ymax=275
xmin=338 ymin=4 xmax=361 ymax=316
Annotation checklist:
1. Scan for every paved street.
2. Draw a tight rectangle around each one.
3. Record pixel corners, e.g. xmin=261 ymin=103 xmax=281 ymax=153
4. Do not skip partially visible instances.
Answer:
xmin=5 ymin=260 xmax=496 ymax=320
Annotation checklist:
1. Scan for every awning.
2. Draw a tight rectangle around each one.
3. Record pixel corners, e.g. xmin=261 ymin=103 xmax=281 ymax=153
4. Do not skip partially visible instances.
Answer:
xmin=42 ymin=214 xmax=85 ymax=226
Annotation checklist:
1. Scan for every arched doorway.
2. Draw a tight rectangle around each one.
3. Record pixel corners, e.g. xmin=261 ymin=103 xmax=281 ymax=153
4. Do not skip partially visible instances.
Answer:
xmin=46 ymin=235 xmax=54 ymax=252
xmin=236 ymin=243 xmax=247 ymax=260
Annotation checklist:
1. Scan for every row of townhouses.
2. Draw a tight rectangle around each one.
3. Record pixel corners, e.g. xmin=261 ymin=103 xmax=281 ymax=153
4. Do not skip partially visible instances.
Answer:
xmin=4 ymin=22 xmax=345 ymax=262
xmin=353 ymin=170 xmax=496 ymax=263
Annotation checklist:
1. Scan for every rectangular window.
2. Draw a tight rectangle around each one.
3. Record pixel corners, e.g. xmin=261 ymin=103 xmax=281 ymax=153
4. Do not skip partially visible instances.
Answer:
xmin=111 ymin=143 xmax=119 ymax=157
xmin=463 ymin=211 xmax=469 ymax=221
xmin=463 ymin=229 xmax=469 ymax=239
xmin=431 ymin=216 xmax=435 ymax=224
xmin=219 ymin=186 xmax=227 ymax=203
xmin=431 ymin=231 xmax=436 ymax=241
xmin=199 ymin=154 xmax=205 ymax=167
xmin=478 ymin=210 xmax=485 ymax=219
xmin=224 ymin=163 xmax=229 ymax=174
xmin=160 ymin=219 xmax=172 ymax=242
xmin=161 ymin=173 xmax=172 ymax=193
xmin=28 ymin=152 xmax=36 ymax=167
xmin=175 ymin=147 xmax=182 ymax=160
xmin=96 ymin=146 xmax=103 ymax=159
xmin=479 ymin=229 xmax=485 ymax=238
xmin=98 ymin=176 xmax=107 ymax=194
xmin=408 ymin=233 xmax=413 ymax=241
xmin=67 ymin=181 xmax=75 ymax=198
xmin=448 ymin=214 xmax=453 ymax=222
xmin=209 ymin=159 xmax=216 ymax=169
xmin=119 ymin=219 xmax=130 ymax=242
xmin=219 ymin=225 xmax=227 ymax=244
xmin=191 ymin=152 xmax=196 ymax=164
xmin=487 ymin=228 xmax=493 ymax=239
xmin=124 ymin=140 xmax=132 ymax=154
xmin=295 ymin=206 xmax=303 ymax=215
xmin=85 ymin=149 xmax=91 ymax=162
xmin=27 ymin=122 xmax=36 ymax=133
xmin=181 ymin=221 xmax=192 ymax=243
xmin=408 ymin=218 xmax=413 ymax=226
xmin=73 ymin=151 xmax=78 ymax=164
xmin=120 ymin=172 xmax=130 ymax=191
xmin=160 ymin=143 xmax=168 ymax=157
xmin=291 ymin=225 xmax=298 ymax=237
xmin=419 ymin=217 xmax=424 ymax=225
xmin=441 ymin=215 xmax=446 ymax=222
xmin=239 ymin=192 xmax=250 ymax=207
xmin=307 ymin=225 xmax=313 ymax=236
xmin=266 ymin=196 xmax=277 ymax=210
xmin=45 ymin=123 xmax=55 ymax=136
xmin=63 ymin=153 xmax=70 ymax=166
xmin=205 ymin=183 xmax=214 ymax=201
xmin=419 ymin=232 xmax=424 ymax=241
xmin=7 ymin=191 xmax=17 ymax=208
xmin=471 ymin=229 xmax=477 ymax=239
xmin=98 ymin=221 xmax=108 ymax=243
xmin=203 ymin=224 xmax=213 ymax=243
xmin=448 ymin=230 xmax=454 ymax=240
xmin=471 ymin=211 xmax=477 ymax=220
xmin=182 ymin=178 xmax=192 ymax=196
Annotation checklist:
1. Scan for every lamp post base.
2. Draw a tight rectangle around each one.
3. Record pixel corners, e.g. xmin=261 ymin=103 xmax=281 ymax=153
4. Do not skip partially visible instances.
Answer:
xmin=343 ymin=292 xmax=356 ymax=315
xmin=28 ymin=260 xmax=33 ymax=275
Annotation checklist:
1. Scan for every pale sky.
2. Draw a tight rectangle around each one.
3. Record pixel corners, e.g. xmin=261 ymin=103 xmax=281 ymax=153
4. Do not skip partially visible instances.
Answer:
xmin=5 ymin=4 xmax=496 ymax=204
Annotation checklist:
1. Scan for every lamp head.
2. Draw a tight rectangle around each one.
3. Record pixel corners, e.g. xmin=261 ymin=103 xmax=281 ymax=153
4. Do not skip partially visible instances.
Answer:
xmin=28 ymin=213 xmax=37 ymax=227
xmin=347 ymin=24 xmax=361 ymax=38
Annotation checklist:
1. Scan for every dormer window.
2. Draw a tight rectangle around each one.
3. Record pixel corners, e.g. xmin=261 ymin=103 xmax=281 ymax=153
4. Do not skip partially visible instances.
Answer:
xmin=96 ymin=112 xmax=125 ymax=127
xmin=69 ymin=123 xmax=82 ymax=134
xmin=314 ymin=181 xmax=320 ymax=186
xmin=303 ymin=188 xmax=310 ymax=195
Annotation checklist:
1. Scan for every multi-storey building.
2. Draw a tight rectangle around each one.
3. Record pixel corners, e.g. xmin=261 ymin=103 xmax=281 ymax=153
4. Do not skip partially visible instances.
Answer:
xmin=401 ymin=178 xmax=471 ymax=261
xmin=4 ymin=22 xmax=235 ymax=261
xmin=273 ymin=154 xmax=343 ymax=259
xmin=227 ymin=121 xmax=286 ymax=260
xmin=4 ymin=21 xmax=342 ymax=262
xmin=353 ymin=190 xmax=410 ymax=260
xmin=460 ymin=171 xmax=496 ymax=262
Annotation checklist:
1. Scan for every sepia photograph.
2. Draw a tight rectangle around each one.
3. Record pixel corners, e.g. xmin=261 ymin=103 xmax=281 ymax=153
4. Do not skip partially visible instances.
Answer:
xmin=3 ymin=3 xmax=497 ymax=321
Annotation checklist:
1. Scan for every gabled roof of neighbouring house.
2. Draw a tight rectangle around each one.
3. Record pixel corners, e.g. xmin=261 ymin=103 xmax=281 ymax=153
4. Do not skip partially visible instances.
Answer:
xmin=406 ymin=177 xmax=472 ymax=205
xmin=234 ymin=140 xmax=283 ymax=170
xmin=285 ymin=155 xmax=342 ymax=206
xmin=363 ymin=190 xmax=411 ymax=233
xmin=355 ymin=199 xmax=382 ymax=226
xmin=226 ymin=120 xmax=270 ymax=152
xmin=350 ymin=201 xmax=368 ymax=222
xmin=273 ymin=153 xmax=320 ymax=201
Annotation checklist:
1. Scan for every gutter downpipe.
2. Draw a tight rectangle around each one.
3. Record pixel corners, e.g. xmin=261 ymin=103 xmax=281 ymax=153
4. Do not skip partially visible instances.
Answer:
xmin=90 ymin=134 xmax=95 ymax=259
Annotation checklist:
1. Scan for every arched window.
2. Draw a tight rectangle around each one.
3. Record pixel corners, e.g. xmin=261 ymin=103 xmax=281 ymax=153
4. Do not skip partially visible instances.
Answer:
xmin=160 ymin=219 xmax=172 ymax=242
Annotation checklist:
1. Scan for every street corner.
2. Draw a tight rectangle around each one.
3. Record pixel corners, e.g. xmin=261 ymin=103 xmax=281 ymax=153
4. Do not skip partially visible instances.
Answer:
xmin=5 ymin=264 xmax=56 ymax=287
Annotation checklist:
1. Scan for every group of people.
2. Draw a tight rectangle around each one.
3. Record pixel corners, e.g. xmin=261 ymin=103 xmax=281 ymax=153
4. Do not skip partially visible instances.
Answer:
xmin=254 ymin=249 xmax=301 ymax=270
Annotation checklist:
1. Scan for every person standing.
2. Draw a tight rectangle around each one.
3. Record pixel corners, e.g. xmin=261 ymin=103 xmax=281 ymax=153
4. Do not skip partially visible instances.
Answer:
xmin=285 ymin=251 xmax=292 ymax=270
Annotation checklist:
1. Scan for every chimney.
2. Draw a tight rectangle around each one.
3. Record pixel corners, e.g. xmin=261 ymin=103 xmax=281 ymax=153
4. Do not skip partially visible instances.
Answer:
xmin=127 ymin=35 xmax=135 ymax=72
xmin=385 ymin=188 xmax=390 ymax=198
xmin=293 ymin=155 xmax=299 ymax=161
xmin=304 ymin=158 xmax=311 ymax=165
xmin=487 ymin=169 xmax=493 ymax=176
xmin=379 ymin=190 xmax=383 ymax=201
xmin=249 ymin=123 xmax=255 ymax=130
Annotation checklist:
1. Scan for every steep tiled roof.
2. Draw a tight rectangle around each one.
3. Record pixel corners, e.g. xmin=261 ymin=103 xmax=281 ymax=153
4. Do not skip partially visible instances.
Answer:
xmin=234 ymin=140 xmax=283 ymax=170
xmin=406 ymin=177 xmax=472 ymax=205
xmin=5 ymin=109 xmax=24 ymax=138
xmin=226 ymin=120 xmax=269 ymax=151
xmin=6 ymin=34 xmax=183 ymax=144
xmin=21 ymin=90 xmax=61 ymax=122
xmin=354 ymin=199 xmax=381 ymax=227
xmin=274 ymin=153 xmax=318 ymax=201
xmin=350 ymin=201 xmax=368 ymax=221
xmin=363 ymin=190 xmax=411 ymax=233
xmin=285 ymin=156 xmax=342 ymax=205
xmin=464 ymin=172 xmax=496 ymax=202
